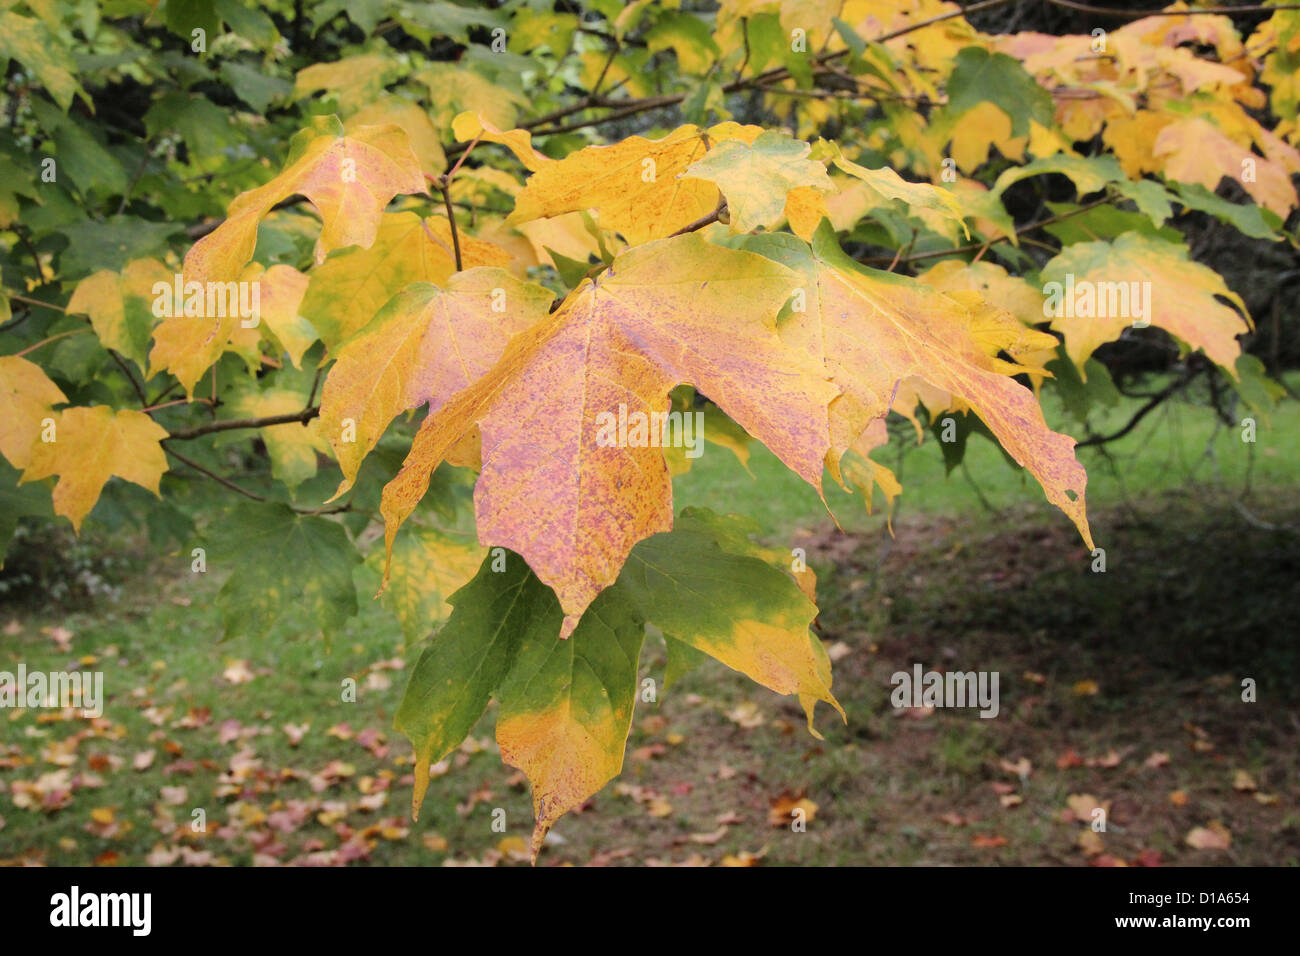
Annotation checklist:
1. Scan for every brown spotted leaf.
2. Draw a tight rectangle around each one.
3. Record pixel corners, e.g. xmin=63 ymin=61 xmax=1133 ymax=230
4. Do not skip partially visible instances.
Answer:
xmin=380 ymin=233 xmax=836 ymax=637
xmin=318 ymin=268 xmax=554 ymax=496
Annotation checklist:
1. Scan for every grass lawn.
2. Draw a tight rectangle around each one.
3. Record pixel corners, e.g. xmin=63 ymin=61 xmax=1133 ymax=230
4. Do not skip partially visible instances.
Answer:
xmin=2 ymin=375 xmax=1296 ymax=866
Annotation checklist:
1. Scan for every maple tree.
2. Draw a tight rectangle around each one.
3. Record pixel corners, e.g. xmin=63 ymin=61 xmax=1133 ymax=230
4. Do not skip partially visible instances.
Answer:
xmin=1 ymin=0 xmax=1295 ymax=860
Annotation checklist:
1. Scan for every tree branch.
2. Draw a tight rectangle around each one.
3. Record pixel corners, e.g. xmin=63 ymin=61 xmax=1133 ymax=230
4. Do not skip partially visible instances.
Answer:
xmin=166 ymin=406 xmax=320 ymax=440
xmin=162 ymin=444 xmax=350 ymax=515
xmin=669 ymin=199 xmax=728 ymax=237
xmin=1042 ymin=0 xmax=1300 ymax=17
xmin=859 ymin=195 xmax=1114 ymax=267
xmin=1075 ymin=366 xmax=1202 ymax=449
xmin=445 ymin=0 xmax=1017 ymax=155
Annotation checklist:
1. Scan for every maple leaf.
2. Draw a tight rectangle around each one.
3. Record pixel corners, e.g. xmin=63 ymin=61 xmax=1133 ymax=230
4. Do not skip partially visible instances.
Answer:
xmin=1040 ymin=232 xmax=1251 ymax=378
xmin=345 ymin=95 xmax=447 ymax=179
xmin=815 ymin=139 xmax=967 ymax=237
xmin=990 ymin=154 xmax=1125 ymax=202
xmin=395 ymin=506 xmax=837 ymax=858
xmin=618 ymin=507 xmax=843 ymax=736
xmin=368 ymin=525 xmax=484 ymax=642
xmin=452 ymin=111 xmax=549 ymax=172
xmin=1154 ymin=116 xmax=1299 ymax=219
xmin=840 ymin=419 xmax=902 ymax=524
xmin=318 ymin=268 xmax=554 ymax=496
xmin=784 ymin=186 xmax=830 ymax=242
xmin=916 ymin=259 xmax=1047 ymax=329
xmin=683 ymin=130 xmax=832 ymax=234
xmin=495 ymin=582 xmax=644 ymax=859
xmin=745 ymin=224 xmax=1092 ymax=548
xmin=394 ymin=554 xmax=557 ymax=820
xmin=205 ymin=502 xmax=360 ymax=640
xmin=916 ymin=260 xmax=1059 ymax=391
xmin=184 ymin=116 xmax=425 ymax=287
xmin=0 ymin=356 xmax=67 ymax=471
xmin=939 ymin=47 xmax=1054 ymax=140
xmin=291 ymin=55 xmax=405 ymax=115
xmin=223 ymin=384 xmax=330 ymax=489
xmin=379 ymin=233 xmax=837 ymax=637
xmin=241 ymin=263 xmax=316 ymax=368
xmin=147 ymin=260 xmax=267 ymax=396
xmin=153 ymin=119 xmax=424 ymax=395
xmin=0 ymin=11 xmax=86 ymax=111
xmin=20 ymin=406 xmax=168 ymax=533
xmin=1185 ymin=821 xmax=1232 ymax=850
xmin=300 ymin=211 xmax=512 ymax=351
xmin=507 ymin=122 xmax=762 ymax=244
xmin=66 ymin=258 xmax=171 ymax=370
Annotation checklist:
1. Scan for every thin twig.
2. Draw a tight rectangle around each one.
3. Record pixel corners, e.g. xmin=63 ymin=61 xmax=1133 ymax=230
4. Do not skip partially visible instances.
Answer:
xmin=305 ymin=366 xmax=324 ymax=408
xmin=3 ymin=292 xmax=67 ymax=313
xmin=1042 ymin=0 xmax=1300 ymax=17
xmin=107 ymin=348 xmax=148 ymax=405
xmin=13 ymin=328 xmax=91 ymax=357
xmin=163 ymin=444 xmax=352 ymax=514
xmin=142 ymin=397 xmax=208 ymax=413
xmin=591 ymin=40 xmax=619 ymax=99
xmin=439 ymin=181 xmax=463 ymax=271
xmin=669 ymin=199 xmax=728 ymax=237
xmin=1076 ymin=367 xmax=1201 ymax=448
xmin=163 ymin=445 xmax=267 ymax=503
xmin=166 ymin=406 xmax=320 ymax=440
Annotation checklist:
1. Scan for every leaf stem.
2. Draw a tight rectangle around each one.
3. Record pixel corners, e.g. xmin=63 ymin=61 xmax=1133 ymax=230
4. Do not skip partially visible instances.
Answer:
xmin=3 ymin=292 xmax=66 ymax=313
xmin=13 ymin=328 xmax=91 ymax=357
xmin=439 ymin=180 xmax=463 ymax=272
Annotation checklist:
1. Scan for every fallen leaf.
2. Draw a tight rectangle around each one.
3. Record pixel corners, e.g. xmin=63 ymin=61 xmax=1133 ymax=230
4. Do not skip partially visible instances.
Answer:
xmin=1232 ymin=769 xmax=1257 ymax=792
xmin=222 ymin=660 xmax=255 ymax=685
xmin=727 ymin=702 xmax=766 ymax=729
xmin=768 ymin=795 xmax=817 ymax=827
xmin=1076 ymin=829 xmax=1104 ymax=856
xmin=1185 ymin=821 xmax=1231 ymax=850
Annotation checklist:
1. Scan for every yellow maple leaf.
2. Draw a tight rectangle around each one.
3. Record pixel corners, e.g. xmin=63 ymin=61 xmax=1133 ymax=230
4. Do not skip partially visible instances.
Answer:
xmin=0 ymin=355 xmax=67 ymax=471
xmin=1041 ymin=232 xmax=1251 ymax=378
xmin=184 ymin=116 xmax=425 ymax=287
xmin=753 ymin=225 xmax=1092 ymax=549
xmin=20 ymin=406 xmax=168 ymax=532
xmin=66 ymin=258 xmax=171 ymax=370
xmin=301 ymin=211 xmax=512 ymax=351
xmin=507 ymin=123 xmax=763 ymax=244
